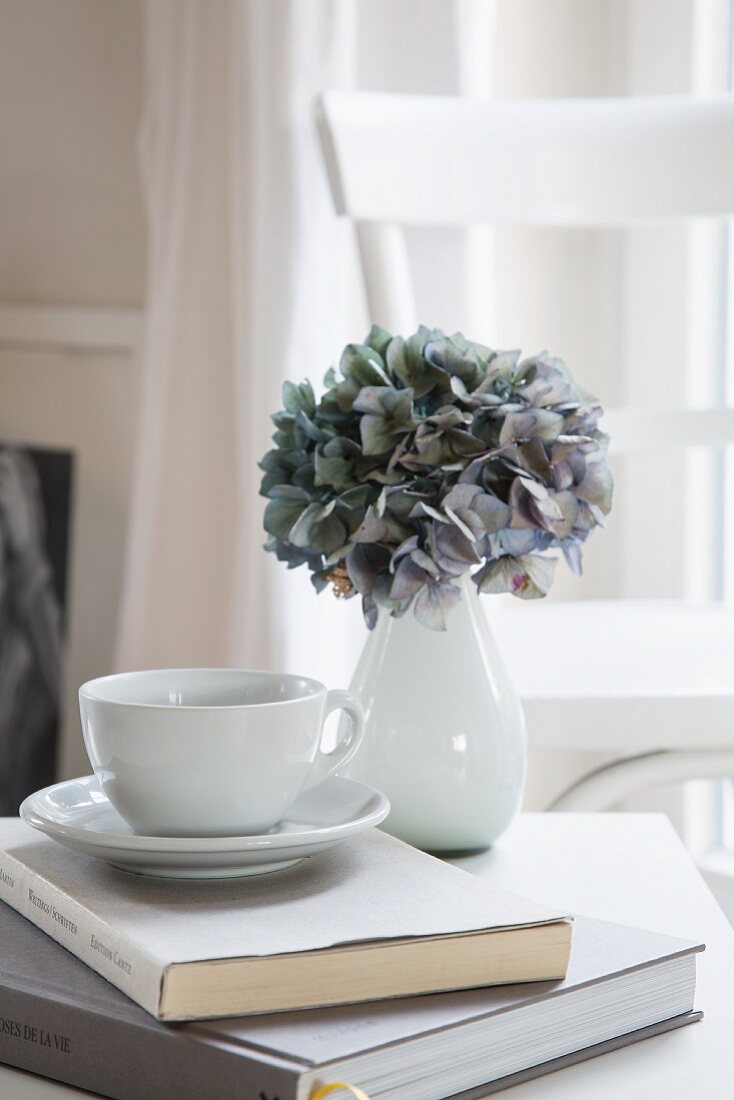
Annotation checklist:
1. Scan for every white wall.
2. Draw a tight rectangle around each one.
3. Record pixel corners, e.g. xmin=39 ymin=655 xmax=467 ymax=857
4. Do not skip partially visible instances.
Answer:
xmin=0 ymin=0 xmax=144 ymax=778
xmin=0 ymin=0 xmax=145 ymax=306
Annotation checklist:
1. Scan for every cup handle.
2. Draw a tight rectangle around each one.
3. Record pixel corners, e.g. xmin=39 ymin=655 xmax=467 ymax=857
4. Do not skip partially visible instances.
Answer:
xmin=303 ymin=689 xmax=365 ymax=790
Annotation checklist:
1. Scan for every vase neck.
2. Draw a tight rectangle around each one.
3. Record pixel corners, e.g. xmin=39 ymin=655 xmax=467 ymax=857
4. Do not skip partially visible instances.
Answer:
xmin=375 ymin=572 xmax=486 ymax=638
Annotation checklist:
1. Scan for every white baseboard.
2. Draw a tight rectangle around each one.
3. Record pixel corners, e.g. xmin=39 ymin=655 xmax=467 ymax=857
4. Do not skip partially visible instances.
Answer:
xmin=0 ymin=304 xmax=144 ymax=352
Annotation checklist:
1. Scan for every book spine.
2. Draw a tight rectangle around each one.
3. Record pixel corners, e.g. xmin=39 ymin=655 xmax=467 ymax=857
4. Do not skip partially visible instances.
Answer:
xmin=0 ymin=981 xmax=300 ymax=1100
xmin=0 ymin=850 xmax=163 ymax=1018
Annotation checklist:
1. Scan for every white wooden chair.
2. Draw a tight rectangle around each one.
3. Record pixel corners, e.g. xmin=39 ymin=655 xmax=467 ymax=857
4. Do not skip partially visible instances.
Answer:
xmin=316 ymin=90 xmax=734 ymax=811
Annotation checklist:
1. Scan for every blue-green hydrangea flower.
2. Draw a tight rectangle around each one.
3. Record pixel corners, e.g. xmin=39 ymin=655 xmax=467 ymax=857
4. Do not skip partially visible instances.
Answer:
xmin=260 ymin=326 xmax=613 ymax=631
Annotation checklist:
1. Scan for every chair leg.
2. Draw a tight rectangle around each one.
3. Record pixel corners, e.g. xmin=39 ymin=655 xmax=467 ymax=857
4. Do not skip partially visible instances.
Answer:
xmin=548 ymin=750 xmax=734 ymax=812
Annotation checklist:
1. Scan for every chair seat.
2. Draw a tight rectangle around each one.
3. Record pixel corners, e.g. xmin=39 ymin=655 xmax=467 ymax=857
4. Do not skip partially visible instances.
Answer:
xmin=490 ymin=600 xmax=734 ymax=752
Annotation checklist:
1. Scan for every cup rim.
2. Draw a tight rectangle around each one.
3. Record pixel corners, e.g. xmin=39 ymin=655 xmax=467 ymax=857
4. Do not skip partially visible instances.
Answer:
xmin=78 ymin=668 xmax=326 ymax=711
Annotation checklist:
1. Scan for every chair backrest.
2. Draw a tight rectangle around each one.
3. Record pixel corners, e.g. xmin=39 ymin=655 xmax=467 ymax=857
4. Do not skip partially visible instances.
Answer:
xmin=316 ymin=91 xmax=734 ymax=452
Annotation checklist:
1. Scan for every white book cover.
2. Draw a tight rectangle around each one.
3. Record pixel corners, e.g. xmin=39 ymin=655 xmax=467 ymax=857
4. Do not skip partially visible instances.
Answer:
xmin=0 ymin=819 xmax=570 ymax=1019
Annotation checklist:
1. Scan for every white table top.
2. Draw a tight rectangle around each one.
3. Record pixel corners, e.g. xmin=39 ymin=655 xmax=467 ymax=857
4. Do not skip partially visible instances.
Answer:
xmin=2 ymin=813 xmax=733 ymax=1098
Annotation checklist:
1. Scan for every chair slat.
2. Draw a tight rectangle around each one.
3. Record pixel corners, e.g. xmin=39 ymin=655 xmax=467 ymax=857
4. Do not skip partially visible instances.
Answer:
xmin=317 ymin=92 xmax=734 ymax=226
xmin=604 ymin=407 xmax=734 ymax=454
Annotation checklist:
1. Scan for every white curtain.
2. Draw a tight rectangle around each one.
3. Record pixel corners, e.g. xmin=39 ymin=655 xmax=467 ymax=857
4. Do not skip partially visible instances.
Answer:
xmin=116 ymin=0 xmax=492 ymax=684
xmin=115 ymin=0 xmax=360 ymax=675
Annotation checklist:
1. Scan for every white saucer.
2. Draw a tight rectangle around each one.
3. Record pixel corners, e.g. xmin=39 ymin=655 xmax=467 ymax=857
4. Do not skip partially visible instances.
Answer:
xmin=19 ymin=775 xmax=390 ymax=879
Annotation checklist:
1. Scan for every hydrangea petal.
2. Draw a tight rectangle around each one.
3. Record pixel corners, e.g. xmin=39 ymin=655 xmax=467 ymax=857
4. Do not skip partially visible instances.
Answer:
xmin=414 ymin=581 xmax=461 ymax=631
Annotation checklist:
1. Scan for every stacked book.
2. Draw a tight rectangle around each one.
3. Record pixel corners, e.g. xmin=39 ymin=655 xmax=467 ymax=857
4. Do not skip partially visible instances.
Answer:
xmin=0 ymin=819 xmax=702 ymax=1099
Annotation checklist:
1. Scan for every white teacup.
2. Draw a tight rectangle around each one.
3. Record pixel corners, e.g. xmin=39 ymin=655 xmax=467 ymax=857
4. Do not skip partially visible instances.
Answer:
xmin=78 ymin=668 xmax=365 ymax=837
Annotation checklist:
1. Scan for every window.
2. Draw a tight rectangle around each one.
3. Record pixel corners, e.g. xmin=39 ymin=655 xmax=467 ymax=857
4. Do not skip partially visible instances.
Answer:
xmin=684 ymin=0 xmax=734 ymax=915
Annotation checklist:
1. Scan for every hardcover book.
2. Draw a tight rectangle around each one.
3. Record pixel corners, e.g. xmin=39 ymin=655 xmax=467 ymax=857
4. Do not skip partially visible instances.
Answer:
xmin=0 ymin=902 xmax=702 ymax=1100
xmin=0 ymin=820 xmax=571 ymax=1020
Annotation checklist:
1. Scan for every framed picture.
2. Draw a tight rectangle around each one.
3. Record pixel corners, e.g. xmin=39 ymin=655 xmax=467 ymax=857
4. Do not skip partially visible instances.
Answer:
xmin=0 ymin=445 xmax=73 ymax=814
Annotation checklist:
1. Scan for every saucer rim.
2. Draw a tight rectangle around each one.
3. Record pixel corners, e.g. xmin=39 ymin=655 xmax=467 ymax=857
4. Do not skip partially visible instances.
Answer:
xmin=19 ymin=775 xmax=389 ymax=854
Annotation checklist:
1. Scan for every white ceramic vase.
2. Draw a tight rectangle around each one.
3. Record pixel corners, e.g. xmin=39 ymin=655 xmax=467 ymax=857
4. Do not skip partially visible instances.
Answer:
xmin=345 ymin=578 xmax=526 ymax=852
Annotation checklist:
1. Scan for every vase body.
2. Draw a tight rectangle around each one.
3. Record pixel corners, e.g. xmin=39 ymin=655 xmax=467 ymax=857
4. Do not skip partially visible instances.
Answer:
xmin=345 ymin=579 xmax=527 ymax=852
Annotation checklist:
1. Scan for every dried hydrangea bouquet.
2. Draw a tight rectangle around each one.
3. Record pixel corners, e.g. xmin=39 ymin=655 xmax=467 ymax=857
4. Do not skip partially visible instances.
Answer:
xmin=261 ymin=325 xmax=612 ymax=850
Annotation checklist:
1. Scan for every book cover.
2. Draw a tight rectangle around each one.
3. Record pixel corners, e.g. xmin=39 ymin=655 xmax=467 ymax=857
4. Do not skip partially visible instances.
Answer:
xmin=0 ymin=820 xmax=571 ymax=1020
